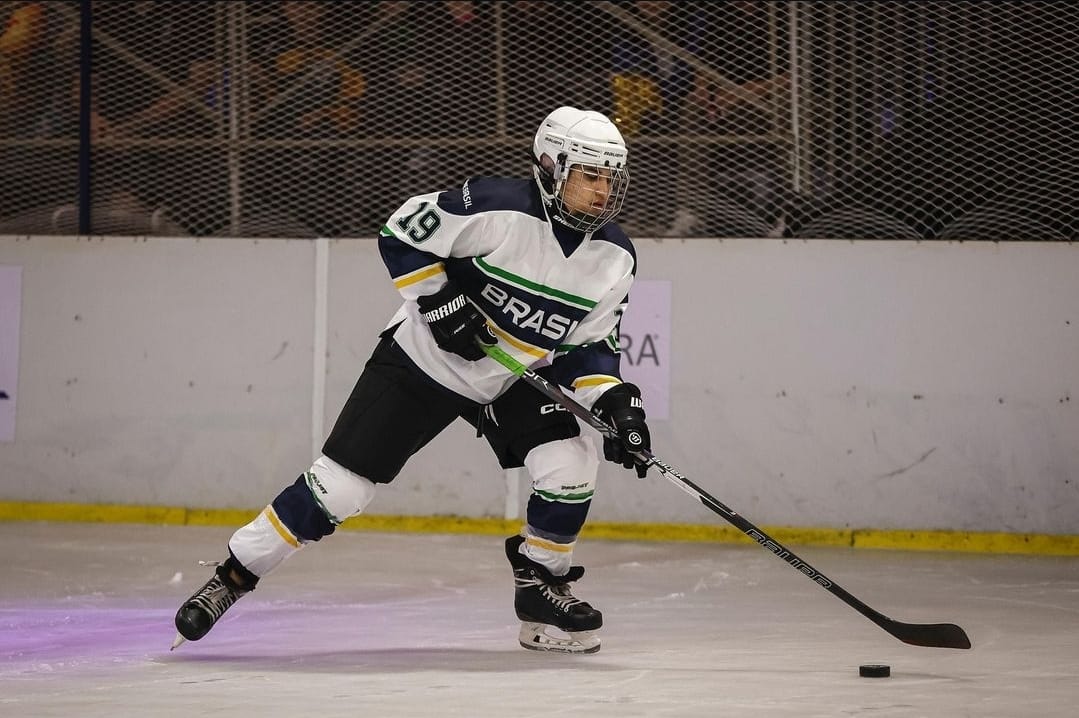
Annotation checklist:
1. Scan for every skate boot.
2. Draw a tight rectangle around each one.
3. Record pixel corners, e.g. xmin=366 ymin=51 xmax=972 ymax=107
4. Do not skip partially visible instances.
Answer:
xmin=171 ymin=556 xmax=257 ymax=650
xmin=505 ymin=535 xmax=603 ymax=654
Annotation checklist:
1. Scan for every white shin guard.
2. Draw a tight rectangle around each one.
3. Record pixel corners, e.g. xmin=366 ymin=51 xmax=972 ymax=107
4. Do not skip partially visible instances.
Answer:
xmin=521 ymin=436 xmax=599 ymax=576
xmin=228 ymin=456 xmax=377 ymax=578
xmin=227 ymin=507 xmax=302 ymax=578
xmin=303 ymin=455 xmax=379 ymax=526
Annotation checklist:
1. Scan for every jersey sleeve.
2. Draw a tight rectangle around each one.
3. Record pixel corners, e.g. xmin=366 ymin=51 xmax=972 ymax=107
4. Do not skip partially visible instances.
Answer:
xmin=378 ymin=189 xmax=489 ymax=300
xmin=549 ymin=270 xmax=634 ymax=410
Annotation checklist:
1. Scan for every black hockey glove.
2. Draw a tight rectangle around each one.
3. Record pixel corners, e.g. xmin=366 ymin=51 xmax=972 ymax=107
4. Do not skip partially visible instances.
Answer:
xmin=417 ymin=281 xmax=496 ymax=361
xmin=592 ymin=383 xmax=651 ymax=478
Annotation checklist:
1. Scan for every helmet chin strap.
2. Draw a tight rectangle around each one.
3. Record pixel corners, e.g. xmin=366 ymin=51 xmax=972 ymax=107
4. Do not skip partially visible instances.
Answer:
xmin=533 ymin=178 xmax=582 ymax=233
xmin=550 ymin=152 xmax=568 ymax=183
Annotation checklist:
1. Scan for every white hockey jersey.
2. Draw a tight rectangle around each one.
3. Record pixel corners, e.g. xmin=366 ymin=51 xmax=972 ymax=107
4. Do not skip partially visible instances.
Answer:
xmin=378 ymin=175 xmax=637 ymax=408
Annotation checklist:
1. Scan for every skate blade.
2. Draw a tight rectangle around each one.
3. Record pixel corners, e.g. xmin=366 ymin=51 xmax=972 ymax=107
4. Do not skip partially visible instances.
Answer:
xmin=518 ymin=622 xmax=600 ymax=654
xmin=170 ymin=632 xmax=186 ymax=651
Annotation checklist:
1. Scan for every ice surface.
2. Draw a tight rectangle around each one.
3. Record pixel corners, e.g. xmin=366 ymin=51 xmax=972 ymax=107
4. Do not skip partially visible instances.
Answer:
xmin=2 ymin=522 xmax=1077 ymax=717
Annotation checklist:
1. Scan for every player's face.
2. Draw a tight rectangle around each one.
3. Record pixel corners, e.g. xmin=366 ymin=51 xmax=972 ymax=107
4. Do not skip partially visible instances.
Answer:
xmin=561 ymin=165 xmax=613 ymax=218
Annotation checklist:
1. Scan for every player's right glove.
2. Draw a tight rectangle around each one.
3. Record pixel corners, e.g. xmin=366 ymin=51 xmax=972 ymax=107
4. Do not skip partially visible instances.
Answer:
xmin=417 ymin=280 xmax=496 ymax=361
xmin=592 ymin=383 xmax=651 ymax=478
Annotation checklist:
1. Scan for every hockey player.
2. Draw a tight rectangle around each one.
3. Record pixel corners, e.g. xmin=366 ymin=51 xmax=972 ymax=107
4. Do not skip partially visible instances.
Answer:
xmin=173 ymin=106 xmax=651 ymax=654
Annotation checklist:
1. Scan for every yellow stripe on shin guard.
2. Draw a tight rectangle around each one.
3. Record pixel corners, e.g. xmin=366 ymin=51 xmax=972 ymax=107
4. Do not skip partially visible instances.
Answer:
xmin=523 ymin=533 xmax=577 ymax=576
xmin=525 ymin=535 xmax=575 ymax=553
xmin=264 ymin=506 xmax=300 ymax=548
xmin=226 ymin=506 xmax=305 ymax=578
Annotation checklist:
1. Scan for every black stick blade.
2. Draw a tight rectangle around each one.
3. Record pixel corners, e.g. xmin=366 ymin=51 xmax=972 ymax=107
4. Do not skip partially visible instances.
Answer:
xmin=893 ymin=621 xmax=972 ymax=649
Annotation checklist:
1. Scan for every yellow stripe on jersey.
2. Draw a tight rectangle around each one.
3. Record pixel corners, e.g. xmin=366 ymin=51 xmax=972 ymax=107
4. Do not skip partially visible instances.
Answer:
xmin=572 ymin=375 xmax=621 ymax=390
xmin=525 ymin=535 xmax=575 ymax=553
xmin=264 ymin=506 xmax=300 ymax=548
xmin=490 ymin=324 xmax=548 ymax=359
xmin=393 ymin=263 xmax=445 ymax=289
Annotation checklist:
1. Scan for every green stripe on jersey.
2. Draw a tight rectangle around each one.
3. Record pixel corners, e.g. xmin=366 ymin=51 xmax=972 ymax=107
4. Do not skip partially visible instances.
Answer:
xmin=475 ymin=256 xmax=597 ymax=309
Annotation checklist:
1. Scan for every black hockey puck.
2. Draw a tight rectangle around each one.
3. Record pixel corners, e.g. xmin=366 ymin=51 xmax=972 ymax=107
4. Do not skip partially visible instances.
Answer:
xmin=859 ymin=664 xmax=891 ymax=678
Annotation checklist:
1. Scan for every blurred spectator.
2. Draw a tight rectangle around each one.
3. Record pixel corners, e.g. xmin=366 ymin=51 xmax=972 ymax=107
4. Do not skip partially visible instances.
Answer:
xmin=247 ymin=0 xmax=368 ymax=235
xmin=254 ymin=0 xmax=365 ymax=139
xmin=346 ymin=0 xmax=497 ymax=233
xmin=610 ymin=0 xmax=702 ymax=136
xmin=706 ymin=2 xmax=788 ymax=134
xmin=84 ymin=1 xmax=219 ymax=141
xmin=608 ymin=0 xmax=712 ymax=235
xmin=361 ymin=1 xmax=493 ymax=137
xmin=691 ymin=1 xmax=789 ymax=235
xmin=0 ymin=1 xmax=75 ymax=222
xmin=503 ymin=1 xmax=612 ymax=139
xmin=608 ymin=1 xmax=790 ymax=237
xmin=704 ymin=1 xmax=788 ymax=231
xmin=55 ymin=1 xmax=225 ymax=234
xmin=1 ymin=1 xmax=50 ymax=137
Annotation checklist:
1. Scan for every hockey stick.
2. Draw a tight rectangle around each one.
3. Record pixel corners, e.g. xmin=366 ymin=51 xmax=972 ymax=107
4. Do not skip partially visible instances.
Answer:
xmin=483 ymin=343 xmax=971 ymax=650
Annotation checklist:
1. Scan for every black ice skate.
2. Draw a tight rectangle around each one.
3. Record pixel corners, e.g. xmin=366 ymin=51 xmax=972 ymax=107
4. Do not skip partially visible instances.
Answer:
xmin=171 ymin=557 xmax=256 ymax=650
xmin=505 ymin=535 xmax=603 ymax=654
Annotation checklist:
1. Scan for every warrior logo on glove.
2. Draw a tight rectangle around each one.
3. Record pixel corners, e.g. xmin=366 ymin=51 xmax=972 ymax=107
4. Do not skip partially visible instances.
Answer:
xmin=417 ymin=280 xmax=497 ymax=361
xmin=592 ymin=383 xmax=651 ymax=478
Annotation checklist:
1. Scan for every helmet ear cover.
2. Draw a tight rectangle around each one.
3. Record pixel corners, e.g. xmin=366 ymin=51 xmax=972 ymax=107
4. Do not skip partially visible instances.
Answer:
xmin=532 ymin=152 xmax=559 ymax=195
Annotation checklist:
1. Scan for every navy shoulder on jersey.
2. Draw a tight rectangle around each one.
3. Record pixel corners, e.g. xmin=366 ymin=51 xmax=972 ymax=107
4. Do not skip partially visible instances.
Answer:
xmin=437 ymin=176 xmax=545 ymax=220
xmin=591 ymin=221 xmax=637 ymax=272
xmin=379 ymin=233 xmax=441 ymax=279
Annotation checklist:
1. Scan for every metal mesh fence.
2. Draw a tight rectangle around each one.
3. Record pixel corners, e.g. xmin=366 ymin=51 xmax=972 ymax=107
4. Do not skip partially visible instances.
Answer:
xmin=0 ymin=1 xmax=1075 ymax=239
xmin=1 ymin=1 xmax=81 ymax=232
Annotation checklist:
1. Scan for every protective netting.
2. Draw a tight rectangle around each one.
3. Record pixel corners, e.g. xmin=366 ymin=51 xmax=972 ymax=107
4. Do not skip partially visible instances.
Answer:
xmin=1 ymin=1 xmax=1075 ymax=240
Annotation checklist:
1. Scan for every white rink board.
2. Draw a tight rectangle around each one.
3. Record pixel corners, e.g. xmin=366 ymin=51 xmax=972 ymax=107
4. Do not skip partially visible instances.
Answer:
xmin=0 ymin=264 xmax=20 ymax=441
xmin=0 ymin=235 xmax=1076 ymax=533
xmin=0 ymin=236 xmax=315 ymax=509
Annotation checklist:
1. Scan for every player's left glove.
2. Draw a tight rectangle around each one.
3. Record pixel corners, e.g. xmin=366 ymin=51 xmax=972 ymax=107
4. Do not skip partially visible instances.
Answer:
xmin=592 ymin=383 xmax=651 ymax=478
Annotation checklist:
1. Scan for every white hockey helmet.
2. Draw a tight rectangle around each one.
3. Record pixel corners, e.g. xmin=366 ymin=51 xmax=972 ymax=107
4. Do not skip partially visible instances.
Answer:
xmin=532 ymin=106 xmax=630 ymax=233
